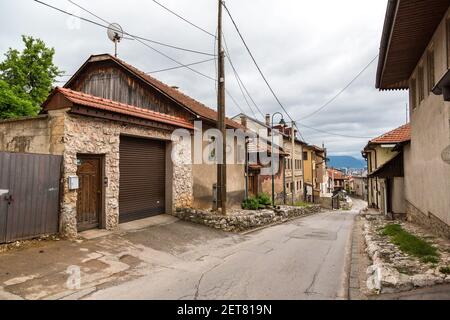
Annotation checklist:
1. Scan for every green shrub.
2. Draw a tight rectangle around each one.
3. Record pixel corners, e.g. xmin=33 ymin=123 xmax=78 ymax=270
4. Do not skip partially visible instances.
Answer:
xmin=242 ymin=198 xmax=259 ymax=210
xmin=439 ymin=266 xmax=450 ymax=275
xmin=381 ymin=224 xmax=439 ymax=263
xmin=256 ymin=193 xmax=272 ymax=206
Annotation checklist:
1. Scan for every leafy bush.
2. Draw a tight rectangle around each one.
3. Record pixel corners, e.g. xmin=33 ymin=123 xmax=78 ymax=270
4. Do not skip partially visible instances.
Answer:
xmin=242 ymin=193 xmax=272 ymax=210
xmin=242 ymin=198 xmax=259 ymax=210
xmin=256 ymin=193 xmax=272 ymax=206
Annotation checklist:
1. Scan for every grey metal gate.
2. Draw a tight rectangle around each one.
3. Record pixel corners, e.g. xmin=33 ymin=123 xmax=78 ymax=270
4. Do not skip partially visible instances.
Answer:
xmin=0 ymin=151 xmax=62 ymax=243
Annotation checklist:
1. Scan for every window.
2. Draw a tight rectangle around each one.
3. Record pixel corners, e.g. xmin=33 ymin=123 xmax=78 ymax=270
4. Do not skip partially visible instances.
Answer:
xmin=418 ymin=65 xmax=424 ymax=102
xmin=427 ymin=48 xmax=435 ymax=93
xmin=303 ymin=152 xmax=308 ymax=161
xmin=410 ymin=78 xmax=417 ymax=110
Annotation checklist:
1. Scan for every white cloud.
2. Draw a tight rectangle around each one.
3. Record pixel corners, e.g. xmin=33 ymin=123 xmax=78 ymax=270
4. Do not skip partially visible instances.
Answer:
xmin=0 ymin=0 xmax=408 ymax=157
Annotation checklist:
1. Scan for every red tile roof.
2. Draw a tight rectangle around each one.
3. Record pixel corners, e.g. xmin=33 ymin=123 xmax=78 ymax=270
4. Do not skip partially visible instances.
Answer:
xmin=48 ymin=87 xmax=194 ymax=129
xmin=65 ymin=54 xmax=243 ymax=129
xmin=327 ymin=168 xmax=348 ymax=180
xmin=370 ymin=123 xmax=411 ymax=144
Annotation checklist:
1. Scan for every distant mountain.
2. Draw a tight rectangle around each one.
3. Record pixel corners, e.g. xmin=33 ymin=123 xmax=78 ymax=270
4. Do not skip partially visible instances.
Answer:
xmin=328 ymin=156 xmax=366 ymax=169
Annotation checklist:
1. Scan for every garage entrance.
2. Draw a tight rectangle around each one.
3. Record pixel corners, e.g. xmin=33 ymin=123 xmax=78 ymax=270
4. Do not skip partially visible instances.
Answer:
xmin=119 ymin=136 xmax=166 ymax=223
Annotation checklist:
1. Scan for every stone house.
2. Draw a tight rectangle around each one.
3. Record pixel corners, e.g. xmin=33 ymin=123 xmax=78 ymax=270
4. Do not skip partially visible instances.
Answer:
xmin=376 ymin=0 xmax=450 ymax=237
xmin=362 ymin=124 xmax=411 ymax=217
xmin=0 ymin=54 xmax=245 ymax=237
xmin=232 ymin=113 xmax=306 ymax=204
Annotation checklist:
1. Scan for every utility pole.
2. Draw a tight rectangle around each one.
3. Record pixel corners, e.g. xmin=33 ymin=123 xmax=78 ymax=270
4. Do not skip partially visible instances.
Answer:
xmin=291 ymin=121 xmax=295 ymax=205
xmin=217 ymin=0 xmax=227 ymax=215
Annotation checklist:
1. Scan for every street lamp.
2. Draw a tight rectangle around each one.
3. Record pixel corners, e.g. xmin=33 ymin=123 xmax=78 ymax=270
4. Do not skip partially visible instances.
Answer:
xmin=271 ymin=112 xmax=286 ymax=206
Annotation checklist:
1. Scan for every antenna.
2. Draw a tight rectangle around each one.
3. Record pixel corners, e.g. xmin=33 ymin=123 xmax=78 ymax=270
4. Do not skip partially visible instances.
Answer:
xmin=107 ymin=23 xmax=124 ymax=57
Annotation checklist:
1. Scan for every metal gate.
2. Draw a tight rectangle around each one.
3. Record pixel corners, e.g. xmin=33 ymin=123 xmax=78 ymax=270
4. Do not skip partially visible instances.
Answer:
xmin=0 ymin=151 xmax=62 ymax=243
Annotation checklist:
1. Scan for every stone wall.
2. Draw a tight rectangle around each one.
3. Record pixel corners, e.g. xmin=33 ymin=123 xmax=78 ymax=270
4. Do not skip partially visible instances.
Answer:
xmin=61 ymin=113 xmax=193 ymax=238
xmin=406 ymin=201 xmax=450 ymax=239
xmin=173 ymin=205 xmax=321 ymax=232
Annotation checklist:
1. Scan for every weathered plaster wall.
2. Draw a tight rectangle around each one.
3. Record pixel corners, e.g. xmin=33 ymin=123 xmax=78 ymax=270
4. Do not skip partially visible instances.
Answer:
xmin=405 ymin=9 xmax=450 ymax=233
xmin=61 ymin=114 xmax=193 ymax=237
xmin=0 ymin=111 xmax=65 ymax=155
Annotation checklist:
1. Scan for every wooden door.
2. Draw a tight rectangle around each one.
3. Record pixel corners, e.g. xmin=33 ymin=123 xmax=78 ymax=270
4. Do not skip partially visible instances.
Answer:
xmin=248 ymin=174 xmax=258 ymax=196
xmin=76 ymin=155 xmax=102 ymax=231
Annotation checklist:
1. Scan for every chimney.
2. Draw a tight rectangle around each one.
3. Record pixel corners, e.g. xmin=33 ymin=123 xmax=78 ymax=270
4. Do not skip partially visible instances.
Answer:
xmin=265 ymin=114 xmax=271 ymax=127
xmin=240 ymin=114 xmax=247 ymax=128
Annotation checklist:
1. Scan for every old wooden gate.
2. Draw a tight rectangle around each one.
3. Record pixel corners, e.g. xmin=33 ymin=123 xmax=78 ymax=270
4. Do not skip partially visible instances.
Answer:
xmin=0 ymin=151 xmax=62 ymax=244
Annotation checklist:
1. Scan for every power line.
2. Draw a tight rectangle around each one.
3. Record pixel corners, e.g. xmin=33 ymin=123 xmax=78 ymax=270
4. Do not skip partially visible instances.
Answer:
xmin=150 ymin=0 xmax=215 ymax=37
xmin=298 ymin=55 xmax=379 ymax=121
xmin=222 ymin=3 xmax=306 ymax=141
xmin=56 ymin=0 xmax=246 ymax=116
xmin=223 ymin=35 xmax=264 ymax=120
xmin=34 ymin=0 xmax=214 ymax=57
xmin=298 ymin=123 xmax=372 ymax=139
xmin=147 ymin=58 xmax=215 ymax=74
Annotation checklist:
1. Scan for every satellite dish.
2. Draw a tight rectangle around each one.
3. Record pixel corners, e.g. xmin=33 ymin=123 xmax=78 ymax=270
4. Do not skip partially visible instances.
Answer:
xmin=107 ymin=23 xmax=123 ymax=57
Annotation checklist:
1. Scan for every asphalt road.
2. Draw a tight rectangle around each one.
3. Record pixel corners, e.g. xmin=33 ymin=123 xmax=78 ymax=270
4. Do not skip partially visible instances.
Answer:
xmin=87 ymin=200 xmax=365 ymax=300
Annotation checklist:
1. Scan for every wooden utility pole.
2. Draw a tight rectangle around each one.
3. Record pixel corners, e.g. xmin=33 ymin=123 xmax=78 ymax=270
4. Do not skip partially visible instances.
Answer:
xmin=217 ymin=0 xmax=227 ymax=214
xmin=291 ymin=121 xmax=295 ymax=205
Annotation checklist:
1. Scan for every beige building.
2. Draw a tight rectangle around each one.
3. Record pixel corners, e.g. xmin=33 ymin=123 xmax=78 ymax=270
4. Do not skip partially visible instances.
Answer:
xmin=0 ymin=54 xmax=245 ymax=237
xmin=232 ymin=113 xmax=306 ymax=204
xmin=362 ymin=124 xmax=410 ymax=217
xmin=376 ymin=0 xmax=450 ymax=237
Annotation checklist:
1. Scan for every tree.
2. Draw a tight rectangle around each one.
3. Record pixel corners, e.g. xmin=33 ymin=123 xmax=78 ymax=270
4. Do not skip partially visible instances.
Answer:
xmin=0 ymin=35 xmax=61 ymax=119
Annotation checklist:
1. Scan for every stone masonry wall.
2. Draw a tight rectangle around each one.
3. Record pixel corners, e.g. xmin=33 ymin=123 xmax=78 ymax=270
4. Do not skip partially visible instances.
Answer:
xmin=406 ymin=201 xmax=450 ymax=239
xmin=61 ymin=114 xmax=193 ymax=238
xmin=173 ymin=205 xmax=321 ymax=232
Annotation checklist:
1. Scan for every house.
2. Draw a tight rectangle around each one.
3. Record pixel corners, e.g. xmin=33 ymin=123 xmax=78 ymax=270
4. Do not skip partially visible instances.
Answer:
xmin=376 ymin=0 xmax=450 ymax=237
xmin=303 ymin=145 xmax=328 ymax=202
xmin=0 ymin=53 xmax=245 ymax=238
xmin=350 ymin=173 xmax=368 ymax=200
xmin=327 ymin=168 xmax=348 ymax=192
xmin=362 ymin=124 xmax=410 ymax=217
xmin=232 ymin=113 xmax=306 ymax=204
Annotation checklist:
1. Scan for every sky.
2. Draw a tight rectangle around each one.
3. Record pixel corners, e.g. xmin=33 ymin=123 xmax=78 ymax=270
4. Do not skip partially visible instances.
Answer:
xmin=0 ymin=0 xmax=409 ymax=158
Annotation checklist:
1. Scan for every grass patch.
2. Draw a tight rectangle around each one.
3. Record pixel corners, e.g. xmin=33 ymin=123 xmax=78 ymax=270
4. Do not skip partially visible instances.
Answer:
xmin=439 ymin=266 xmax=450 ymax=275
xmin=381 ymin=224 xmax=439 ymax=263
xmin=294 ymin=201 xmax=310 ymax=208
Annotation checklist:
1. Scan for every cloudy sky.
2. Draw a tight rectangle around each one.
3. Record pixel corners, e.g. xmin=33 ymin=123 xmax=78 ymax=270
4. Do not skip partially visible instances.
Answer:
xmin=0 ymin=0 xmax=408 ymax=158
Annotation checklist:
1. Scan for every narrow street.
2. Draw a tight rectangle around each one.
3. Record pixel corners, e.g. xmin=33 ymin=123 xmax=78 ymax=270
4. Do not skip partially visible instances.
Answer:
xmin=0 ymin=200 xmax=365 ymax=300
xmin=86 ymin=200 xmax=366 ymax=300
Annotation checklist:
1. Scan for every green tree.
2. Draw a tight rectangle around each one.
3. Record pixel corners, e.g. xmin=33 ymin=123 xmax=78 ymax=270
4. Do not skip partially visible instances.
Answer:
xmin=0 ymin=35 xmax=61 ymax=119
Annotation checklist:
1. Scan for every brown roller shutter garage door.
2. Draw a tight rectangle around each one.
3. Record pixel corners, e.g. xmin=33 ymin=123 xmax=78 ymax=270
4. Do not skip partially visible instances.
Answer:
xmin=119 ymin=136 xmax=166 ymax=223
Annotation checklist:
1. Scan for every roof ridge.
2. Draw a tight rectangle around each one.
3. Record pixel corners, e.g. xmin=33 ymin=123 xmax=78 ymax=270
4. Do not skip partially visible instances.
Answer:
xmin=56 ymin=87 xmax=191 ymax=125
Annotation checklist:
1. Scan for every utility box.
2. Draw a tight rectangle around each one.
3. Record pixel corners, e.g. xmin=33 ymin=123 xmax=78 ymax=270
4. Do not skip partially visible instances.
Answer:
xmin=68 ymin=176 xmax=79 ymax=190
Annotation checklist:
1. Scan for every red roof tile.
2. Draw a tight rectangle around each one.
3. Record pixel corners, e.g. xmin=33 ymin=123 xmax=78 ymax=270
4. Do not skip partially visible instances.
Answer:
xmin=50 ymin=87 xmax=194 ymax=129
xmin=65 ymin=54 xmax=243 ymax=129
xmin=370 ymin=123 xmax=411 ymax=144
xmin=327 ymin=168 xmax=348 ymax=180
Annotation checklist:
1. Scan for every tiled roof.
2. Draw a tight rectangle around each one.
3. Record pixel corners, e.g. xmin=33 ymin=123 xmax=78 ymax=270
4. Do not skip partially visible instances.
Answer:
xmin=66 ymin=54 xmax=242 ymax=129
xmin=327 ymin=168 xmax=348 ymax=180
xmin=370 ymin=123 xmax=411 ymax=144
xmin=49 ymin=87 xmax=194 ymax=129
